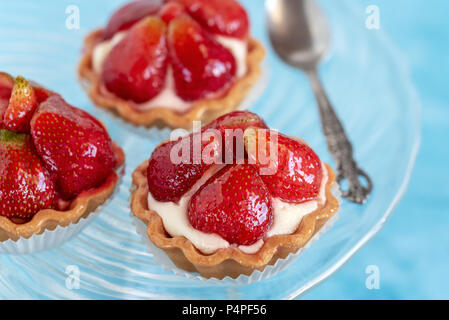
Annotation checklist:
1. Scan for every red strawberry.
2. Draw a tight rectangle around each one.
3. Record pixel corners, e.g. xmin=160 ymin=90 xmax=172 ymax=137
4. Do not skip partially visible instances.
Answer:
xmin=147 ymin=111 xmax=267 ymax=202
xmin=175 ymin=0 xmax=249 ymax=39
xmin=204 ymin=110 xmax=268 ymax=132
xmin=0 ymin=72 xmax=14 ymax=126
xmin=203 ymin=110 xmax=269 ymax=163
xmin=2 ymin=76 xmax=38 ymax=133
xmin=30 ymin=95 xmax=116 ymax=200
xmin=102 ymin=16 xmax=168 ymax=103
xmin=246 ymin=130 xmax=323 ymax=203
xmin=168 ymin=15 xmax=236 ymax=101
xmin=147 ymin=130 xmax=220 ymax=202
xmin=188 ymin=164 xmax=273 ymax=246
xmin=0 ymin=129 xmax=55 ymax=220
xmin=159 ymin=1 xmax=185 ymax=24
xmin=103 ymin=0 xmax=163 ymax=40
xmin=30 ymin=81 xmax=58 ymax=104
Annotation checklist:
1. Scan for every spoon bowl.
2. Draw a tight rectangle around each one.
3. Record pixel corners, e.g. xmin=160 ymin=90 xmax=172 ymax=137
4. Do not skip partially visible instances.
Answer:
xmin=266 ymin=0 xmax=330 ymax=69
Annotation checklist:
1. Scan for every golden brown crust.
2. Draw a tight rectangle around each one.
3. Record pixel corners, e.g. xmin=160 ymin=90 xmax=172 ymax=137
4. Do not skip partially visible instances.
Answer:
xmin=131 ymin=159 xmax=339 ymax=279
xmin=0 ymin=143 xmax=125 ymax=242
xmin=78 ymin=28 xmax=265 ymax=129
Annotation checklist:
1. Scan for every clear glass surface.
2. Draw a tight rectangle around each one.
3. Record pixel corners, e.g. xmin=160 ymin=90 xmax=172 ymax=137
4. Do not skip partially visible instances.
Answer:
xmin=0 ymin=0 xmax=420 ymax=299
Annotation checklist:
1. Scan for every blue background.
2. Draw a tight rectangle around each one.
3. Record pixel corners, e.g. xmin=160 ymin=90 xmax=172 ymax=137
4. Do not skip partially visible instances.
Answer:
xmin=0 ymin=0 xmax=447 ymax=299
xmin=305 ymin=0 xmax=449 ymax=299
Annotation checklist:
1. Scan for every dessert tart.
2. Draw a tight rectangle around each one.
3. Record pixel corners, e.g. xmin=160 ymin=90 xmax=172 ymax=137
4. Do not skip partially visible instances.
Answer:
xmin=131 ymin=111 xmax=339 ymax=280
xmin=0 ymin=72 xmax=125 ymax=252
xmin=78 ymin=0 xmax=265 ymax=128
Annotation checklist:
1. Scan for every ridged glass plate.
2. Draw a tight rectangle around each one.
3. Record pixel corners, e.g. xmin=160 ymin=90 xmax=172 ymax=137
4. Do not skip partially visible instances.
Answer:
xmin=0 ymin=0 xmax=420 ymax=299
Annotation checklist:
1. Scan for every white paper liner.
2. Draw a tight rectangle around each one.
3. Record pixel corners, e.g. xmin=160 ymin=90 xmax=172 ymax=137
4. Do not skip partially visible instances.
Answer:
xmin=93 ymin=60 xmax=269 ymax=140
xmin=0 ymin=165 xmax=124 ymax=255
xmin=132 ymin=183 xmax=341 ymax=284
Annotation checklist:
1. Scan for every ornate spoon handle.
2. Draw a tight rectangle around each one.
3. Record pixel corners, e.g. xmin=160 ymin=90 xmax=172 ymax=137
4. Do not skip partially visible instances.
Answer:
xmin=306 ymin=68 xmax=372 ymax=204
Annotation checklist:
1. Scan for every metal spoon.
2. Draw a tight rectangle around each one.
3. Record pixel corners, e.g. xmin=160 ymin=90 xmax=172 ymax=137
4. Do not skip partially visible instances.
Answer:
xmin=266 ymin=0 xmax=372 ymax=204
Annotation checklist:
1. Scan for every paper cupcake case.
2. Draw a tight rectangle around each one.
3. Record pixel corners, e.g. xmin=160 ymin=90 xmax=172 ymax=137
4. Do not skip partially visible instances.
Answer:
xmin=132 ymin=184 xmax=341 ymax=285
xmin=0 ymin=166 xmax=125 ymax=255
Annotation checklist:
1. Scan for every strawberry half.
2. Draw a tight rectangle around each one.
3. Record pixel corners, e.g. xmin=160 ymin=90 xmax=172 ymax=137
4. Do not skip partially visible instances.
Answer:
xmin=0 ymin=129 xmax=55 ymax=220
xmin=0 ymin=72 xmax=14 ymax=126
xmin=174 ymin=0 xmax=249 ymax=39
xmin=246 ymin=130 xmax=323 ymax=203
xmin=204 ymin=110 xmax=268 ymax=132
xmin=159 ymin=1 xmax=186 ymax=24
xmin=103 ymin=0 xmax=163 ymax=40
xmin=147 ymin=131 xmax=220 ymax=202
xmin=2 ymin=76 xmax=38 ymax=133
xmin=188 ymin=164 xmax=273 ymax=246
xmin=147 ymin=111 xmax=266 ymax=202
xmin=102 ymin=16 xmax=168 ymax=103
xmin=30 ymin=95 xmax=116 ymax=200
xmin=168 ymin=15 xmax=236 ymax=101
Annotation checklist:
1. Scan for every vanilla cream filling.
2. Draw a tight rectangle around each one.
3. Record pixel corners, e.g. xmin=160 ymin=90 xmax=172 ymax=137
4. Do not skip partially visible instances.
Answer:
xmin=147 ymin=163 xmax=328 ymax=255
xmin=92 ymin=31 xmax=248 ymax=112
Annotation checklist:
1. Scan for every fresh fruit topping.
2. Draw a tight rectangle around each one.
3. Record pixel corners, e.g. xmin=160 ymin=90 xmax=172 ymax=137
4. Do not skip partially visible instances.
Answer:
xmin=204 ymin=110 xmax=268 ymax=132
xmin=103 ymin=0 xmax=163 ymax=40
xmin=246 ymin=130 xmax=323 ymax=203
xmin=30 ymin=81 xmax=58 ymax=104
xmin=30 ymin=95 xmax=116 ymax=200
xmin=147 ymin=131 xmax=220 ymax=202
xmin=159 ymin=1 xmax=185 ymax=24
xmin=0 ymin=73 xmax=14 ymax=126
xmin=0 ymin=72 xmax=14 ymax=100
xmin=102 ymin=16 xmax=168 ymax=103
xmin=188 ymin=164 xmax=273 ymax=246
xmin=0 ymin=129 xmax=55 ymax=220
xmin=147 ymin=111 xmax=268 ymax=202
xmin=175 ymin=0 xmax=249 ymax=39
xmin=168 ymin=15 xmax=236 ymax=101
xmin=2 ymin=76 xmax=38 ymax=133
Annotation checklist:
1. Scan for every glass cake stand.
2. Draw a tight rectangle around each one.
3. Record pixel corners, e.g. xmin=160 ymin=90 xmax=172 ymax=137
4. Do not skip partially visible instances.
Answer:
xmin=0 ymin=0 xmax=420 ymax=299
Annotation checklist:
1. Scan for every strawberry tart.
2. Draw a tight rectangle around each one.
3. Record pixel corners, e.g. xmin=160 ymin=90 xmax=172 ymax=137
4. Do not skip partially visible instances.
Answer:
xmin=0 ymin=72 xmax=125 ymax=247
xmin=78 ymin=0 xmax=265 ymax=128
xmin=131 ymin=111 xmax=339 ymax=279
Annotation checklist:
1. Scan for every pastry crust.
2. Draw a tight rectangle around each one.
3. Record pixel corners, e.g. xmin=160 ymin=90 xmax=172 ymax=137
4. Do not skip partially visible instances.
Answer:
xmin=131 ymin=159 xmax=339 ymax=280
xmin=0 ymin=143 xmax=125 ymax=242
xmin=78 ymin=28 xmax=265 ymax=128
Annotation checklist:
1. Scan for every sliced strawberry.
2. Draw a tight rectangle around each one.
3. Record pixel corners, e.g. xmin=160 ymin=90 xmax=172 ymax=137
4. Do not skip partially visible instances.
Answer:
xmin=204 ymin=110 xmax=268 ymax=132
xmin=2 ymin=76 xmax=38 ymax=133
xmin=30 ymin=81 xmax=58 ymax=104
xmin=188 ymin=164 xmax=273 ymax=246
xmin=0 ymin=72 xmax=14 ymax=100
xmin=0 ymin=129 xmax=55 ymax=220
xmin=168 ymin=15 xmax=236 ymax=101
xmin=175 ymin=0 xmax=249 ymax=39
xmin=246 ymin=130 xmax=323 ymax=203
xmin=147 ymin=131 xmax=220 ymax=202
xmin=102 ymin=16 xmax=168 ymax=103
xmin=159 ymin=1 xmax=186 ymax=24
xmin=0 ymin=72 xmax=14 ymax=126
xmin=30 ymin=95 xmax=116 ymax=200
xmin=103 ymin=0 xmax=163 ymax=40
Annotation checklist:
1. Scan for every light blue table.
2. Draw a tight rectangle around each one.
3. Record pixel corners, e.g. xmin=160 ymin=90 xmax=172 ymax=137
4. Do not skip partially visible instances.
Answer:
xmin=305 ymin=0 xmax=449 ymax=299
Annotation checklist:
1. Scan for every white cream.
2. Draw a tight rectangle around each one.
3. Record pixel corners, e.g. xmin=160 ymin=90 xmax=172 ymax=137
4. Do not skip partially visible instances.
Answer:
xmin=92 ymin=31 xmax=248 ymax=112
xmin=147 ymin=163 xmax=328 ymax=255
